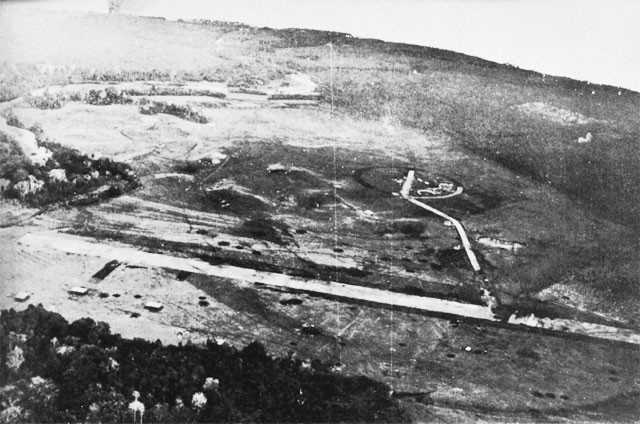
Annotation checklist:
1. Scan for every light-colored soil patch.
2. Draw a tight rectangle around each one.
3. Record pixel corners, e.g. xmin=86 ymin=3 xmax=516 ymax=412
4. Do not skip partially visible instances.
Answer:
xmin=0 ymin=118 xmax=51 ymax=165
xmin=515 ymin=102 xmax=598 ymax=125
xmin=203 ymin=178 xmax=274 ymax=205
xmin=152 ymin=172 xmax=196 ymax=181
xmin=477 ymin=236 xmax=525 ymax=251
xmin=0 ymin=200 xmax=40 ymax=227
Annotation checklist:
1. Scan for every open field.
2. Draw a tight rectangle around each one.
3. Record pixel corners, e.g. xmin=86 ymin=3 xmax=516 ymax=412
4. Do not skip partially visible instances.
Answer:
xmin=1 ymin=8 xmax=639 ymax=423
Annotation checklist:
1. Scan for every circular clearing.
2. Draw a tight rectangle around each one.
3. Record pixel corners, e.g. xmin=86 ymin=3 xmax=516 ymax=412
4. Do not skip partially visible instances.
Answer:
xmin=354 ymin=166 xmax=462 ymax=199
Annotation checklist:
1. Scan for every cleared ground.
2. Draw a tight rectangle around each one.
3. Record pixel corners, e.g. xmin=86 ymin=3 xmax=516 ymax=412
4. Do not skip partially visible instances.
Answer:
xmin=1 ymin=9 xmax=639 ymax=422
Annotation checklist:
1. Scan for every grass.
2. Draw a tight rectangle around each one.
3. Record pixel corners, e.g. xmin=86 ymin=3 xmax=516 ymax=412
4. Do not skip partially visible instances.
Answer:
xmin=2 ymin=12 xmax=639 ymax=422
xmin=311 ymin=62 xmax=640 ymax=230
xmin=1 ymin=11 xmax=638 ymax=298
xmin=3 ymin=11 xmax=635 ymax=231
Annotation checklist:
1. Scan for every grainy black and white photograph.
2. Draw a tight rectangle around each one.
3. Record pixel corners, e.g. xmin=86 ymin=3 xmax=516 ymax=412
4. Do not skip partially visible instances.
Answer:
xmin=0 ymin=0 xmax=639 ymax=422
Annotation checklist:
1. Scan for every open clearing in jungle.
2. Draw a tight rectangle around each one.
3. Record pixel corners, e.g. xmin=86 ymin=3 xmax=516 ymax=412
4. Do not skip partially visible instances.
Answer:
xmin=1 ymin=8 xmax=639 ymax=422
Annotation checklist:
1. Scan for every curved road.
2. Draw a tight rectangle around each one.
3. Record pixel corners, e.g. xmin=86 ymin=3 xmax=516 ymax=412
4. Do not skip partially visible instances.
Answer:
xmin=399 ymin=169 xmax=481 ymax=272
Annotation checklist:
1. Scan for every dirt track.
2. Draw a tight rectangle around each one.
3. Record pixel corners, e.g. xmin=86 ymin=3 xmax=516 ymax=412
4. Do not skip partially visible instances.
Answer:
xmin=19 ymin=231 xmax=498 ymax=321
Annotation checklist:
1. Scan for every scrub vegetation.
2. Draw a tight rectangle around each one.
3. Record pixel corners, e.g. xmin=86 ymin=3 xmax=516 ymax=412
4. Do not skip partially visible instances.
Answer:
xmin=3 ymin=22 xmax=638 ymax=229
xmin=0 ymin=305 xmax=406 ymax=423
xmin=1 ymin=9 xmax=639 ymax=423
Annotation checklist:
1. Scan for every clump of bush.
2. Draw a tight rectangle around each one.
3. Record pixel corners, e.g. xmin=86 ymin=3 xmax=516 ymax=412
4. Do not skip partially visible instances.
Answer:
xmin=23 ymin=91 xmax=66 ymax=110
xmin=266 ymin=28 xmax=353 ymax=48
xmin=21 ymin=90 xmax=85 ymax=110
xmin=173 ymin=159 xmax=211 ymax=174
xmin=140 ymin=102 xmax=209 ymax=124
xmin=0 ymin=305 xmax=407 ymax=423
xmin=21 ymin=87 xmax=134 ymax=109
xmin=4 ymin=112 xmax=25 ymax=129
xmin=179 ymin=19 xmax=251 ymax=32
xmin=84 ymin=88 xmax=133 ymax=106
xmin=0 ymin=133 xmax=138 ymax=206
xmin=0 ymin=133 xmax=27 ymax=172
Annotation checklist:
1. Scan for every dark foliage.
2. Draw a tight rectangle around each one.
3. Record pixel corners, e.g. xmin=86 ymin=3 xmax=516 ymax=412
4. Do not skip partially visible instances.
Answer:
xmin=268 ymin=28 xmax=353 ymax=48
xmin=140 ymin=102 xmax=209 ymax=123
xmin=0 ymin=305 xmax=407 ymax=423
xmin=4 ymin=113 xmax=25 ymax=129
xmin=1 ymin=139 xmax=138 ymax=207
xmin=235 ymin=216 xmax=293 ymax=246
xmin=84 ymin=88 xmax=134 ymax=106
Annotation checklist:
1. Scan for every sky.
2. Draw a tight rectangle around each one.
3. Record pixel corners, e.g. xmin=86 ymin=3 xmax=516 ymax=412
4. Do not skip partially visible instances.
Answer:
xmin=4 ymin=0 xmax=639 ymax=92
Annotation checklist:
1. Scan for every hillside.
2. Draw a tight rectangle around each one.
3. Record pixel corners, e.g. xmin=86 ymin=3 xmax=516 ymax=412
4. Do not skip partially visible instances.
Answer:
xmin=1 ymin=9 xmax=639 ymax=423
xmin=2 ymin=10 xmax=639 ymax=230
